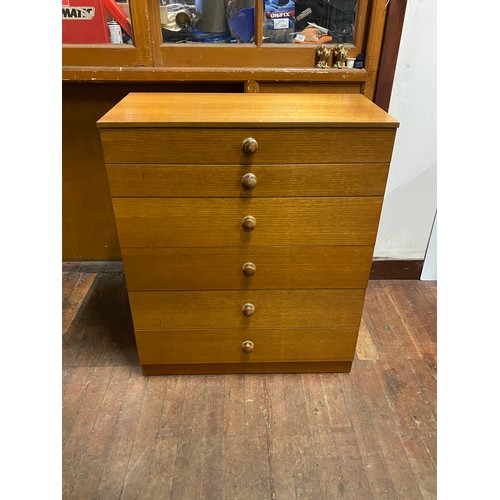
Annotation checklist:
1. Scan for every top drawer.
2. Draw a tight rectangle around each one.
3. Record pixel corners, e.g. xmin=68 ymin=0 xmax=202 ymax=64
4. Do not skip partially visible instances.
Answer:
xmin=99 ymin=128 xmax=396 ymax=165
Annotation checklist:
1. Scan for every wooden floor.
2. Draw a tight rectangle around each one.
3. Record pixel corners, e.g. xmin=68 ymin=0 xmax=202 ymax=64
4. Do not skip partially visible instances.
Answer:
xmin=62 ymin=262 xmax=437 ymax=500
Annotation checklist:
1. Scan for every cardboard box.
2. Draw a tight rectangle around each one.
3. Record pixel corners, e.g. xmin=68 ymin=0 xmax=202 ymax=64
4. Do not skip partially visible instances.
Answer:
xmin=62 ymin=0 xmax=110 ymax=44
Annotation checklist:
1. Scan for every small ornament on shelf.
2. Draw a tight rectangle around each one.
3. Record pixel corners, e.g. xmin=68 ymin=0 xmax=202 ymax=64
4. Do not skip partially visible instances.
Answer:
xmin=315 ymin=45 xmax=332 ymax=69
xmin=332 ymin=44 xmax=348 ymax=69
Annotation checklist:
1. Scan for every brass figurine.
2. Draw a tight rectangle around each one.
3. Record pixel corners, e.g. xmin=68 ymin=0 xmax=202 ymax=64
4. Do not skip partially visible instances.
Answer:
xmin=315 ymin=45 xmax=332 ymax=69
xmin=332 ymin=44 xmax=348 ymax=68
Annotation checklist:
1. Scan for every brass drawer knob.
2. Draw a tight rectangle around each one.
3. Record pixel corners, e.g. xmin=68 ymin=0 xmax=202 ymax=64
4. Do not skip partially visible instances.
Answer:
xmin=242 ymin=262 xmax=256 ymax=276
xmin=241 ymin=137 xmax=258 ymax=154
xmin=241 ymin=215 xmax=257 ymax=231
xmin=241 ymin=173 xmax=257 ymax=189
xmin=242 ymin=303 xmax=255 ymax=317
xmin=242 ymin=340 xmax=254 ymax=353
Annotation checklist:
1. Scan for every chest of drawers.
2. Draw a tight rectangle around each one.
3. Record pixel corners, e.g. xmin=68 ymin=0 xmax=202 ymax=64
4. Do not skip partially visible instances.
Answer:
xmin=97 ymin=93 xmax=398 ymax=375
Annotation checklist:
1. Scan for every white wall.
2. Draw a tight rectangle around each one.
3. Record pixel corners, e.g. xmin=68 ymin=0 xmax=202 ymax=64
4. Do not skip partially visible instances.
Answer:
xmin=374 ymin=0 xmax=437 ymax=260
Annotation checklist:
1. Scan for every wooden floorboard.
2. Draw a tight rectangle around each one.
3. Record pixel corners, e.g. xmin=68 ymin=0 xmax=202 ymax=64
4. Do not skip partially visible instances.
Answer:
xmin=62 ymin=266 xmax=437 ymax=500
xmin=62 ymin=272 xmax=97 ymax=335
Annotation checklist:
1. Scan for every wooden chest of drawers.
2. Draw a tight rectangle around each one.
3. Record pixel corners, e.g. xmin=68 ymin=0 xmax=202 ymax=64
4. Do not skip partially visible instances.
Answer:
xmin=97 ymin=93 xmax=398 ymax=375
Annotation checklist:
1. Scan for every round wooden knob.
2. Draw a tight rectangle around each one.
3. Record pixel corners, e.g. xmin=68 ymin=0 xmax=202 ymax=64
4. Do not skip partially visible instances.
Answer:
xmin=242 ymin=173 xmax=257 ymax=189
xmin=242 ymin=340 xmax=254 ymax=353
xmin=242 ymin=262 xmax=256 ymax=276
xmin=241 ymin=215 xmax=256 ymax=231
xmin=241 ymin=137 xmax=258 ymax=154
xmin=242 ymin=303 xmax=255 ymax=317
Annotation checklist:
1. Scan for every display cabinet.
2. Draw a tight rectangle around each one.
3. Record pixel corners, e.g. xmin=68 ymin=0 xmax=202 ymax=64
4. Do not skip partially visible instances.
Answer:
xmin=63 ymin=0 xmax=387 ymax=94
xmin=63 ymin=0 xmax=404 ymax=261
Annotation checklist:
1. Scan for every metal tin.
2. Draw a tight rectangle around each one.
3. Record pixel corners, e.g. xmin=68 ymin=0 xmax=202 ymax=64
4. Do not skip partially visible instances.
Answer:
xmin=195 ymin=0 xmax=228 ymax=33
xmin=108 ymin=20 xmax=123 ymax=44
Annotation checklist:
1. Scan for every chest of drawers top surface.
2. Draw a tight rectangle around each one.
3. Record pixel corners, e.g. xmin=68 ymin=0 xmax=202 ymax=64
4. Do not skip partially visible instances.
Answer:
xmin=97 ymin=93 xmax=399 ymax=129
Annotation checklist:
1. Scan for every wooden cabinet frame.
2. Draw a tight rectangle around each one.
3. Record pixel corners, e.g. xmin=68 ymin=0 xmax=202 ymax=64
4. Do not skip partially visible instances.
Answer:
xmin=148 ymin=0 xmax=369 ymax=67
xmin=62 ymin=0 xmax=154 ymax=67
xmin=62 ymin=0 xmax=389 ymax=99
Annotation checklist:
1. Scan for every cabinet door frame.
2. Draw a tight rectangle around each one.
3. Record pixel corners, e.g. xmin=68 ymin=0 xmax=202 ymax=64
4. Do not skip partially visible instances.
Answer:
xmin=61 ymin=0 xmax=390 ymax=101
xmin=149 ymin=0 xmax=371 ymax=68
xmin=63 ymin=0 xmax=376 ymax=70
xmin=62 ymin=0 xmax=154 ymax=67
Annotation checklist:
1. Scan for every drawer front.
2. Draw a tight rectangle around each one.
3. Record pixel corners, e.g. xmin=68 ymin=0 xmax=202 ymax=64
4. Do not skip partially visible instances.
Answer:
xmin=128 ymin=289 xmax=366 ymax=330
xmin=135 ymin=327 xmax=359 ymax=365
xmin=122 ymin=246 xmax=374 ymax=291
xmin=100 ymin=128 xmax=396 ymax=164
xmin=112 ymin=197 xmax=383 ymax=247
xmin=106 ymin=163 xmax=390 ymax=198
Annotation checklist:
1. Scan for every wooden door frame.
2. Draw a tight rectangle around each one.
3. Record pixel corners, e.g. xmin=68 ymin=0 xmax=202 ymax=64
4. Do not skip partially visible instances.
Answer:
xmin=373 ymin=0 xmax=408 ymax=111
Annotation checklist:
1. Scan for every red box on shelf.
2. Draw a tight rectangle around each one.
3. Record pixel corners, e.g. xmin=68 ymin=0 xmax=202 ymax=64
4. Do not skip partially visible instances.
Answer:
xmin=62 ymin=0 xmax=110 ymax=44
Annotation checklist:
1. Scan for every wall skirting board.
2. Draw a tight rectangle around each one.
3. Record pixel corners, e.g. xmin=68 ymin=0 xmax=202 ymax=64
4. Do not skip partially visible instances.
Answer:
xmin=370 ymin=259 xmax=424 ymax=280
xmin=63 ymin=260 xmax=426 ymax=280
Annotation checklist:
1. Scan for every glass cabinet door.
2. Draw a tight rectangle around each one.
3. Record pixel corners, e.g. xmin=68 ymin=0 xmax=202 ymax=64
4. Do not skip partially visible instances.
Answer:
xmin=63 ymin=0 xmax=370 ymax=69
xmin=159 ymin=0 xmax=256 ymax=43
xmin=264 ymin=0 xmax=357 ymax=44
xmin=62 ymin=0 xmax=134 ymax=45
xmin=157 ymin=0 xmax=358 ymax=46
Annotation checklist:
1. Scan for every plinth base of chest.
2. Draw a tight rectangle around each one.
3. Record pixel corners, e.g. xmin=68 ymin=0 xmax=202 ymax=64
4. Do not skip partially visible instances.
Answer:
xmin=141 ymin=361 xmax=353 ymax=376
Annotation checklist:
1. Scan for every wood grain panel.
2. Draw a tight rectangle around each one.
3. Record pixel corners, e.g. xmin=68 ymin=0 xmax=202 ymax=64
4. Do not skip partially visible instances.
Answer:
xmin=135 ymin=327 xmax=359 ymax=365
xmin=99 ymin=128 xmax=397 ymax=164
xmin=255 ymin=83 xmax=363 ymax=94
xmin=153 ymin=45 xmax=362 ymax=69
xmin=97 ymin=93 xmax=399 ymax=128
xmin=121 ymin=246 xmax=374 ymax=290
xmin=112 ymin=197 xmax=384 ymax=247
xmin=128 ymin=289 xmax=366 ymax=330
xmin=106 ymin=163 xmax=390 ymax=198
xmin=62 ymin=83 xmax=123 ymax=260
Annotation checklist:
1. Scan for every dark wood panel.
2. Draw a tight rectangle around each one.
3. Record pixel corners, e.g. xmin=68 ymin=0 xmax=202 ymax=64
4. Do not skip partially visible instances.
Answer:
xmin=62 ymin=83 xmax=123 ymax=260
xmin=374 ymin=0 xmax=408 ymax=111
xmin=62 ymin=45 xmax=142 ymax=67
xmin=63 ymin=66 xmax=370 ymax=84
xmin=256 ymin=82 xmax=363 ymax=93
xmin=154 ymin=44 xmax=362 ymax=69
xmin=370 ymin=259 xmax=424 ymax=279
